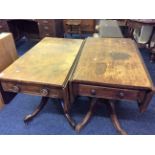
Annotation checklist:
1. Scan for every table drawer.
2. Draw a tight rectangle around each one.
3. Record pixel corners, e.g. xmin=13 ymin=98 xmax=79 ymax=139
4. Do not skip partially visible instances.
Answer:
xmin=39 ymin=25 xmax=53 ymax=32
xmin=38 ymin=19 xmax=53 ymax=25
xmin=39 ymin=20 xmax=50 ymax=24
xmin=74 ymin=84 xmax=145 ymax=101
xmin=1 ymin=81 xmax=62 ymax=98
xmin=38 ymin=25 xmax=54 ymax=37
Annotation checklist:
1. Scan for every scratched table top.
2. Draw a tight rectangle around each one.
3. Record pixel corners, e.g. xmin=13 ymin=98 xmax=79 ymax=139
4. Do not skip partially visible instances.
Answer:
xmin=72 ymin=37 xmax=153 ymax=90
xmin=0 ymin=37 xmax=83 ymax=87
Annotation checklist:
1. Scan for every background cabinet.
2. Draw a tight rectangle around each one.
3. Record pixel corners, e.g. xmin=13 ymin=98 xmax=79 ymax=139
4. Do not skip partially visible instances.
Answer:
xmin=63 ymin=19 xmax=95 ymax=35
xmin=0 ymin=19 xmax=64 ymax=40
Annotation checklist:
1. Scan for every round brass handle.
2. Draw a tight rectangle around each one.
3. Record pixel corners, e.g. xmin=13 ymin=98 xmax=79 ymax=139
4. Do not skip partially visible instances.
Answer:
xmin=90 ymin=89 xmax=96 ymax=96
xmin=12 ymin=85 xmax=20 ymax=92
xmin=40 ymin=88 xmax=48 ymax=96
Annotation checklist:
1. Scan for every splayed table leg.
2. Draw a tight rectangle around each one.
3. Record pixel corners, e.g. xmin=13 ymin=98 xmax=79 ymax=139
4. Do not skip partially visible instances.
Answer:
xmin=106 ymin=100 xmax=127 ymax=135
xmin=24 ymin=97 xmax=49 ymax=124
xmin=61 ymin=100 xmax=76 ymax=129
xmin=75 ymin=98 xmax=97 ymax=132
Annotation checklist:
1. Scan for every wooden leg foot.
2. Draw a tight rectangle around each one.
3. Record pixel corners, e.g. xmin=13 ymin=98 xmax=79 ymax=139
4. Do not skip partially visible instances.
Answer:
xmin=75 ymin=98 xmax=97 ymax=132
xmin=106 ymin=100 xmax=127 ymax=135
xmin=61 ymin=100 xmax=76 ymax=129
xmin=24 ymin=97 xmax=49 ymax=124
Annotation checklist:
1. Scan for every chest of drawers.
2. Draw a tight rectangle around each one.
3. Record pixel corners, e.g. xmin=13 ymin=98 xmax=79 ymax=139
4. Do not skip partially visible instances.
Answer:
xmin=63 ymin=19 xmax=95 ymax=35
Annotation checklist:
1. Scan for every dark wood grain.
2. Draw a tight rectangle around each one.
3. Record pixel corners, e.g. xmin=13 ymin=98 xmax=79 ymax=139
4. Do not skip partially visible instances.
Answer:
xmin=73 ymin=83 xmax=145 ymax=101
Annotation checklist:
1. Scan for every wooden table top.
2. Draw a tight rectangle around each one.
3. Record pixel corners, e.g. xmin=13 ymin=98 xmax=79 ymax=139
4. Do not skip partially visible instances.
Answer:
xmin=72 ymin=37 xmax=153 ymax=90
xmin=0 ymin=37 xmax=83 ymax=87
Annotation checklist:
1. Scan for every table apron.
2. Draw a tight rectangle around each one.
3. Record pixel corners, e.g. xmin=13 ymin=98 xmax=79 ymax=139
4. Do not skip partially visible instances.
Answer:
xmin=1 ymin=81 xmax=63 ymax=98
xmin=73 ymin=83 xmax=146 ymax=102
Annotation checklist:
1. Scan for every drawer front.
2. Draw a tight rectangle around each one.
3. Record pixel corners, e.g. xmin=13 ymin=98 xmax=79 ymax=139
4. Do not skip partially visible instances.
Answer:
xmin=38 ymin=24 xmax=55 ymax=38
xmin=81 ymin=20 xmax=95 ymax=32
xmin=81 ymin=24 xmax=94 ymax=32
xmin=1 ymin=81 xmax=62 ymax=98
xmin=39 ymin=25 xmax=53 ymax=31
xmin=73 ymin=84 xmax=145 ymax=101
xmin=39 ymin=20 xmax=50 ymax=24
xmin=38 ymin=19 xmax=53 ymax=25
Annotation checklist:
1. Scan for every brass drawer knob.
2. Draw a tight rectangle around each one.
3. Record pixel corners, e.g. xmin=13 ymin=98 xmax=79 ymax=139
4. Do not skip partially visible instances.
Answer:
xmin=12 ymin=85 xmax=20 ymax=92
xmin=40 ymin=89 xmax=48 ymax=96
xmin=90 ymin=89 xmax=96 ymax=96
